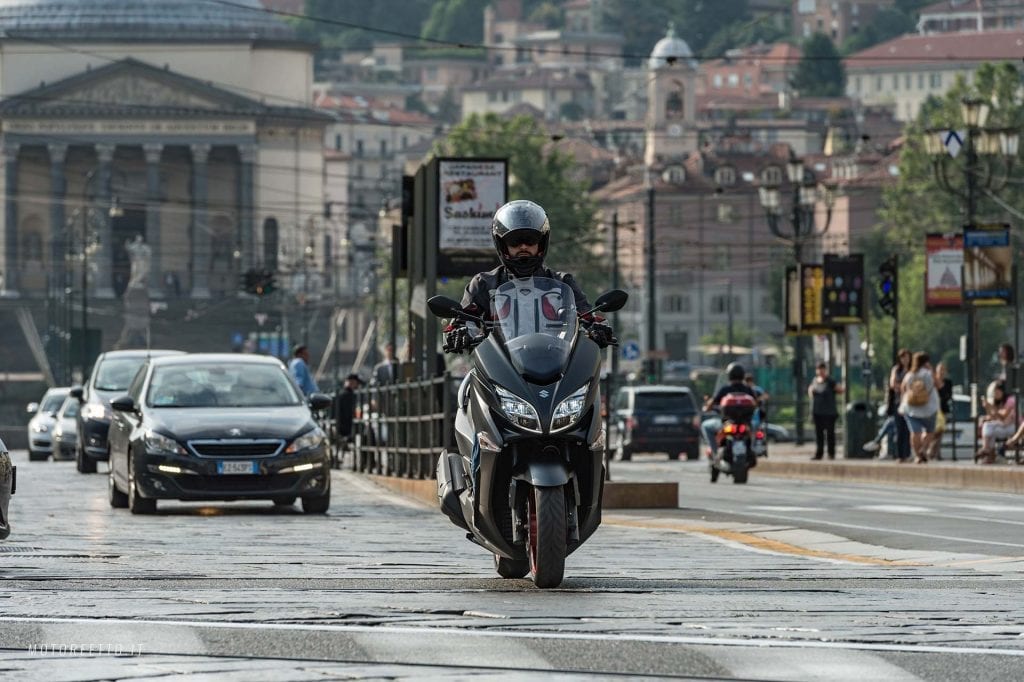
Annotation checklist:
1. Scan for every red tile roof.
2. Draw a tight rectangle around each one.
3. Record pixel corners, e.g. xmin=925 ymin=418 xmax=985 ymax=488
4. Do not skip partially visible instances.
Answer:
xmin=846 ymin=29 xmax=1024 ymax=69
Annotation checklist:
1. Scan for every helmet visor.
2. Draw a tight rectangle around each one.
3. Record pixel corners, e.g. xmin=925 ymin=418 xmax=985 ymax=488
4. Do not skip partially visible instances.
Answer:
xmin=503 ymin=231 xmax=542 ymax=248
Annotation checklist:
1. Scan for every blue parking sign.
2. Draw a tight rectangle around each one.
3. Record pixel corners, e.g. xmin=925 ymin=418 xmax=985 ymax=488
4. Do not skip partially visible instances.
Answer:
xmin=622 ymin=342 xmax=640 ymax=361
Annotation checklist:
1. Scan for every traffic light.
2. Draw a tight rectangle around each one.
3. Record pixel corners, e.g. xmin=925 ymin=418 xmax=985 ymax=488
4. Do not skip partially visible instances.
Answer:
xmin=259 ymin=269 xmax=277 ymax=296
xmin=241 ymin=268 xmax=277 ymax=296
xmin=877 ymin=255 xmax=898 ymax=318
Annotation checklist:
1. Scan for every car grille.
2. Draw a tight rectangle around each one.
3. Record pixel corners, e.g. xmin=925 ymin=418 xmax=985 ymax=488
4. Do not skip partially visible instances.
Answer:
xmin=187 ymin=439 xmax=284 ymax=458
xmin=175 ymin=474 xmax=300 ymax=494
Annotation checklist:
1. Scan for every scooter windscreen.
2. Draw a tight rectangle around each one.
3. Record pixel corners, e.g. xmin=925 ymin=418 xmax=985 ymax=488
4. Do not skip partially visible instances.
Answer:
xmin=489 ymin=277 xmax=578 ymax=384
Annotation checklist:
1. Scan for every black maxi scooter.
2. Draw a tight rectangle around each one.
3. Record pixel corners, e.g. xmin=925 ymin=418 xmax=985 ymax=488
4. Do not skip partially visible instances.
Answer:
xmin=428 ymin=277 xmax=627 ymax=588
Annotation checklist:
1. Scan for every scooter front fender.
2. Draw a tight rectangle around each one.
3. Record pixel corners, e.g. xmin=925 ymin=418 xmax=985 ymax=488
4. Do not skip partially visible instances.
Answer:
xmin=514 ymin=461 xmax=571 ymax=488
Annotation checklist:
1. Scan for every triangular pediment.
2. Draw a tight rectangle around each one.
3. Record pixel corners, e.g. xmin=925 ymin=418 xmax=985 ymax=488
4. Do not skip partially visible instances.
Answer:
xmin=0 ymin=58 xmax=265 ymax=116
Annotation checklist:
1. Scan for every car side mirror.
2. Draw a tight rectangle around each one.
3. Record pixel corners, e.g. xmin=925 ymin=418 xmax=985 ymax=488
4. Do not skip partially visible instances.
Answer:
xmin=309 ymin=393 xmax=332 ymax=412
xmin=69 ymin=386 xmax=84 ymax=401
xmin=110 ymin=395 xmax=137 ymax=413
xmin=592 ymin=289 xmax=628 ymax=313
xmin=26 ymin=402 xmax=39 ymax=415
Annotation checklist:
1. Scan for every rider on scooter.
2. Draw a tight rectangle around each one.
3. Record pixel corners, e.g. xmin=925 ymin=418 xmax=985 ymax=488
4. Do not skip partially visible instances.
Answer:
xmin=442 ymin=199 xmax=615 ymax=354
xmin=701 ymin=362 xmax=758 ymax=456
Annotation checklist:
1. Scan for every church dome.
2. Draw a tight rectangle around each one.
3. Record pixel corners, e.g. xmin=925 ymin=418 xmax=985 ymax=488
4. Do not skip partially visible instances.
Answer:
xmin=0 ymin=0 xmax=299 ymax=42
xmin=648 ymin=23 xmax=695 ymax=69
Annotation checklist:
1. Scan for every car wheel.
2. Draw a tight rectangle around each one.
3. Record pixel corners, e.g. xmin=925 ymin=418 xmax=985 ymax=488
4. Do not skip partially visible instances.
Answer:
xmin=76 ymin=445 xmax=97 ymax=474
xmin=28 ymin=450 xmax=48 ymax=462
xmin=127 ymin=454 xmax=156 ymax=514
xmin=301 ymin=492 xmax=330 ymax=514
xmin=273 ymin=497 xmax=296 ymax=507
xmin=108 ymin=463 xmax=128 ymax=509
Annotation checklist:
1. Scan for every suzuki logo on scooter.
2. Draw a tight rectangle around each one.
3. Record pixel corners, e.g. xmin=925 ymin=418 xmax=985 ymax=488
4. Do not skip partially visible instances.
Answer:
xmin=538 ymin=389 xmax=550 ymax=398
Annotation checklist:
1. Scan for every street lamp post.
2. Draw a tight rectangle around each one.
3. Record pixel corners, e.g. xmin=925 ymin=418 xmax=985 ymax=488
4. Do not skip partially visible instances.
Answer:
xmin=759 ymin=157 xmax=835 ymax=446
xmin=924 ymin=97 xmax=1018 ymax=411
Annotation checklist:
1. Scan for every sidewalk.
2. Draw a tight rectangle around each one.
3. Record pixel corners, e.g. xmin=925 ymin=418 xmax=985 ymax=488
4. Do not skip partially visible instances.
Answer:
xmin=756 ymin=442 xmax=1024 ymax=494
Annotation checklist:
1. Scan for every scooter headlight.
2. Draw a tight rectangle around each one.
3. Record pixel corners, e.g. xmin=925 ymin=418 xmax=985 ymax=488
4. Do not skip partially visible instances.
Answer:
xmin=495 ymin=386 xmax=541 ymax=432
xmin=551 ymin=383 xmax=589 ymax=432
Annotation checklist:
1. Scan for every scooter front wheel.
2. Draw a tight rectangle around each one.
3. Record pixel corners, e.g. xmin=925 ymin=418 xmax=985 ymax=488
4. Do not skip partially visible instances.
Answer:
xmin=527 ymin=485 xmax=566 ymax=589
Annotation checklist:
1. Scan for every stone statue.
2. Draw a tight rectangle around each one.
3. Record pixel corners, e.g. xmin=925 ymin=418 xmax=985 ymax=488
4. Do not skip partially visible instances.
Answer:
xmin=124 ymin=234 xmax=151 ymax=291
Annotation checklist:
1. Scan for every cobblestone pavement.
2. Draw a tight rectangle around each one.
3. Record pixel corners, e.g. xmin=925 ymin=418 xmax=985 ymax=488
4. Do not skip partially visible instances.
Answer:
xmin=2 ymin=451 xmax=1024 ymax=680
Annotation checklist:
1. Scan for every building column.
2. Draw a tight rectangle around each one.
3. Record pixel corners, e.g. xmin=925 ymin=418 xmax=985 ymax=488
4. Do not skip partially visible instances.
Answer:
xmin=190 ymin=143 xmax=211 ymax=298
xmin=49 ymin=144 xmax=68 ymax=291
xmin=143 ymin=143 xmax=164 ymax=297
xmin=93 ymin=143 xmax=116 ymax=298
xmin=237 ymin=144 xmax=255 ymax=270
xmin=3 ymin=142 xmax=20 ymax=296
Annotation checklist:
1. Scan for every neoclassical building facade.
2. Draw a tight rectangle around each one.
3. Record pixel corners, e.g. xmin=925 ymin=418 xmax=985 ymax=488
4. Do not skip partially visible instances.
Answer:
xmin=0 ymin=0 xmax=330 ymax=300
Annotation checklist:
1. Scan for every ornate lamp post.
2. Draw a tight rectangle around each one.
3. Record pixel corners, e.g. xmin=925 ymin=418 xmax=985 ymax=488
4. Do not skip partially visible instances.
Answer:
xmin=923 ymin=97 xmax=1019 ymax=403
xmin=759 ymin=157 xmax=835 ymax=446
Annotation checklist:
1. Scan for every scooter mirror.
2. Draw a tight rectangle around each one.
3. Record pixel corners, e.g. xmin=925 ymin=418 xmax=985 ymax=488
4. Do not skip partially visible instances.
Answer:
xmin=427 ymin=295 xmax=483 ymax=324
xmin=592 ymin=289 xmax=628 ymax=313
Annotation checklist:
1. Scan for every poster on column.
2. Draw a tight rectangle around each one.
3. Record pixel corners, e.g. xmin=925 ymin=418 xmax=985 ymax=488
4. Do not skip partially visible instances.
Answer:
xmin=963 ymin=224 xmax=1012 ymax=306
xmin=436 ymin=158 xmax=507 ymax=277
xmin=925 ymin=233 xmax=963 ymax=312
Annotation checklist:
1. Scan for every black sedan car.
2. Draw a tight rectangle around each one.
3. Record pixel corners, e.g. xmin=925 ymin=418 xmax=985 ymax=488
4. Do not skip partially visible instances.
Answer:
xmin=1 ymin=438 xmax=14 ymax=540
xmin=107 ymin=354 xmax=332 ymax=514
xmin=71 ymin=349 xmax=184 ymax=473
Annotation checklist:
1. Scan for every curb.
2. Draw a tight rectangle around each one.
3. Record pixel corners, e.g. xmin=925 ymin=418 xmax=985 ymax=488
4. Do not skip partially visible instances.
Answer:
xmin=367 ymin=475 xmax=679 ymax=509
xmin=756 ymin=459 xmax=1024 ymax=494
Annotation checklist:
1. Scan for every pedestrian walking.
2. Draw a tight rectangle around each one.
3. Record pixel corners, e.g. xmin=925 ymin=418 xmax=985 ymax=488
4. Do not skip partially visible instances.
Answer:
xmin=925 ymin=361 xmax=952 ymax=460
xmin=809 ymin=362 xmax=844 ymax=460
xmin=288 ymin=344 xmax=319 ymax=397
xmin=863 ymin=348 xmax=912 ymax=458
xmin=900 ymin=351 xmax=939 ymax=464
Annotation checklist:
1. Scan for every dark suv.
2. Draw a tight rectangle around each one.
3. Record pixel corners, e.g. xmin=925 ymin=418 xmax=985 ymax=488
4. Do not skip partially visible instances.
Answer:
xmin=611 ymin=385 xmax=702 ymax=461
xmin=71 ymin=349 xmax=184 ymax=473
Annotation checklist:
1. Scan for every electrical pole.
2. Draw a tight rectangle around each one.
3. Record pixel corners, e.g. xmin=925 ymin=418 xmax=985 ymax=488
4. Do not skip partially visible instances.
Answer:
xmin=645 ymin=185 xmax=657 ymax=383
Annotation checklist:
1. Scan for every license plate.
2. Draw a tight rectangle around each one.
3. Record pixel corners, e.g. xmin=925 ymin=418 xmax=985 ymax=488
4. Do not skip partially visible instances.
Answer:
xmin=732 ymin=441 xmax=747 ymax=456
xmin=217 ymin=460 xmax=257 ymax=475
xmin=653 ymin=415 xmax=680 ymax=424
xmin=752 ymin=441 xmax=766 ymax=455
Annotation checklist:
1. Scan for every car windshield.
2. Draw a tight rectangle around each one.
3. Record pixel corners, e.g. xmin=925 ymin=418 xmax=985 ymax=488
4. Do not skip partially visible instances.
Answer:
xmin=147 ymin=363 xmax=303 ymax=408
xmin=60 ymin=399 xmax=79 ymax=418
xmin=488 ymin=277 xmax=578 ymax=380
xmin=40 ymin=392 xmax=68 ymax=413
xmin=635 ymin=393 xmax=696 ymax=414
xmin=93 ymin=358 xmax=146 ymax=391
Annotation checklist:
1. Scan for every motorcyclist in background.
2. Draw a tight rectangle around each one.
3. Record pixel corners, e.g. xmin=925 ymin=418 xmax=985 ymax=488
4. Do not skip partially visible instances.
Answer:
xmin=701 ymin=362 xmax=758 ymax=456
xmin=442 ymin=199 xmax=615 ymax=354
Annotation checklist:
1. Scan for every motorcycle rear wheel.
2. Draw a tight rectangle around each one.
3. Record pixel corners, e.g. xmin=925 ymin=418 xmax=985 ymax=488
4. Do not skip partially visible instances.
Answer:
xmin=732 ymin=460 xmax=748 ymax=484
xmin=494 ymin=553 xmax=530 ymax=579
xmin=527 ymin=485 xmax=566 ymax=589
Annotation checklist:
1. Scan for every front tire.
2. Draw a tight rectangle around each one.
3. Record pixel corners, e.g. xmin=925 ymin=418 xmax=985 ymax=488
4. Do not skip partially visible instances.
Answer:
xmin=76 ymin=446 xmax=97 ymax=474
xmin=527 ymin=486 xmax=566 ymax=589
xmin=108 ymin=463 xmax=128 ymax=508
xmin=301 ymin=479 xmax=331 ymax=514
xmin=127 ymin=453 xmax=156 ymax=514
xmin=494 ymin=553 xmax=530 ymax=579
xmin=28 ymin=449 xmax=49 ymax=462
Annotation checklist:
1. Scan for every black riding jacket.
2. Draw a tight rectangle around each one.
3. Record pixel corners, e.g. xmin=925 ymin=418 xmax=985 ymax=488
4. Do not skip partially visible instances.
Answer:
xmin=456 ymin=265 xmax=592 ymax=322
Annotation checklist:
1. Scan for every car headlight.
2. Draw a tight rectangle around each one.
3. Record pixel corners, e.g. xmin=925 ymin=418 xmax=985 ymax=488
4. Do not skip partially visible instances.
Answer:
xmin=551 ymin=383 xmax=589 ymax=432
xmin=143 ymin=429 xmax=185 ymax=455
xmin=31 ymin=422 xmax=49 ymax=433
xmin=286 ymin=427 xmax=326 ymax=454
xmin=496 ymin=386 xmax=541 ymax=432
xmin=83 ymin=403 xmax=111 ymax=421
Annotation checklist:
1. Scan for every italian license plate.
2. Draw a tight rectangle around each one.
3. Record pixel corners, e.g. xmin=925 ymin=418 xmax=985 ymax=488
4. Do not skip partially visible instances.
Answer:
xmin=217 ymin=460 xmax=257 ymax=475
xmin=732 ymin=441 xmax=747 ymax=456
xmin=653 ymin=415 xmax=679 ymax=425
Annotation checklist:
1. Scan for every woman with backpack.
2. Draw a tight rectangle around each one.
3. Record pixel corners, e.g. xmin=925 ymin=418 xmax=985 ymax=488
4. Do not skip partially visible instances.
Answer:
xmin=900 ymin=352 xmax=939 ymax=464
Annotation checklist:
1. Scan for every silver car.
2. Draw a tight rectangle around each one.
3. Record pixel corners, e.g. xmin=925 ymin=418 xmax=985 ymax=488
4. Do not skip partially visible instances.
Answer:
xmin=26 ymin=387 xmax=70 ymax=462
xmin=1 ymin=438 xmax=13 ymax=540
xmin=52 ymin=397 xmax=81 ymax=461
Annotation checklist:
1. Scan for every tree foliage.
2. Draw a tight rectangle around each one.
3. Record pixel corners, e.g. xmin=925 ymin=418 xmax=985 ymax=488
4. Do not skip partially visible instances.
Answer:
xmin=791 ymin=33 xmax=845 ymax=97
xmin=301 ymin=0 xmax=435 ymax=49
xmin=864 ymin=62 xmax=1023 ymax=385
xmin=421 ymin=0 xmax=488 ymax=44
xmin=602 ymin=0 xmax=751 ymax=64
xmin=434 ymin=114 xmax=606 ymax=297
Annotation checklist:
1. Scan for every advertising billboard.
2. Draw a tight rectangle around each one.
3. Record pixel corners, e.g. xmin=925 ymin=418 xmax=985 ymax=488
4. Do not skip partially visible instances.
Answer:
xmin=925 ymin=233 xmax=963 ymax=311
xmin=822 ymin=254 xmax=864 ymax=324
xmin=436 ymin=158 xmax=508 ymax=277
xmin=963 ymin=224 xmax=1012 ymax=306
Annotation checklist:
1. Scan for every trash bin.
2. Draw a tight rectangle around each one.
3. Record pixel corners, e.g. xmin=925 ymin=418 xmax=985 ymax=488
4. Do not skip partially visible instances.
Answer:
xmin=844 ymin=401 xmax=877 ymax=458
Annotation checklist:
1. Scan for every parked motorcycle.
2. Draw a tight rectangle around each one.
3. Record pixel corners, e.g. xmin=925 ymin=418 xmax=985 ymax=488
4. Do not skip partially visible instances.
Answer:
xmin=709 ymin=393 xmax=765 ymax=484
xmin=428 ymin=277 xmax=627 ymax=588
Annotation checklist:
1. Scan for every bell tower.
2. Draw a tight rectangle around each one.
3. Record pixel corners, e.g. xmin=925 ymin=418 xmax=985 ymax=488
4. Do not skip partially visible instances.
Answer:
xmin=645 ymin=23 xmax=698 ymax=167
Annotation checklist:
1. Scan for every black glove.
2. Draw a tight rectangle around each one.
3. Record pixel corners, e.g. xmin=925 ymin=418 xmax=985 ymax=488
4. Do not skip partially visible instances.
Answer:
xmin=443 ymin=326 xmax=473 ymax=354
xmin=587 ymin=323 xmax=616 ymax=348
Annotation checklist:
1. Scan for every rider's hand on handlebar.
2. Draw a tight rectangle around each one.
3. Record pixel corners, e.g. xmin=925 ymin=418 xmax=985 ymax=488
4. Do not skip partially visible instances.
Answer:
xmin=587 ymin=323 xmax=616 ymax=348
xmin=443 ymin=326 xmax=473 ymax=354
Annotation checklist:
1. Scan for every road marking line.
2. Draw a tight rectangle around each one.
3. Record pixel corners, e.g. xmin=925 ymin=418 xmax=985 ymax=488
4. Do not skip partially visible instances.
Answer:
xmin=854 ymin=505 xmax=934 ymax=514
xmin=603 ymin=517 xmax=920 ymax=566
xmin=3 ymin=616 xmax=1024 ymax=658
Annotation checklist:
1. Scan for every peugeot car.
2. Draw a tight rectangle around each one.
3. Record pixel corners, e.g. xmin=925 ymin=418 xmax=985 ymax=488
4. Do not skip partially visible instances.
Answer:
xmin=71 ymin=349 xmax=184 ymax=473
xmin=107 ymin=354 xmax=332 ymax=514
xmin=1 ymin=438 xmax=14 ymax=540
xmin=26 ymin=387 xmax=70 ymax=461
xmin=52 ymin=396 xmax=81 ymax=461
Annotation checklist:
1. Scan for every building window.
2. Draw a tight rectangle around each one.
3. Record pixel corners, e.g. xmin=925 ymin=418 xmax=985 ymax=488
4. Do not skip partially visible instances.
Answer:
xmin=662 ymin=294 xmax=691 ymax=313
xmin=892 ymin=74 xmax=899 ymax=90
xmin=488 ymin=91 xmax=498 ymax=103
xmin=356 ymin=164 xmax=364 ymax=179
xmin=402 ymin=135 xmax=408 ymax=149
xmin=714 ymin=166 xmax=736 ymax=186
xmin=728 ymin=73 xmax=739 ymax=87
xmin=930 ymin=72 xmax=942 ymax=88
xmin=713 ymin=74 xmax=722 ymax=88
xmin=761 ymin=166 xmax=782 ymax=185
xmin=918 ymin=73 xmax=924 ymax=89
xmin=21 ymin=230 xmax=42 ymax=261
xmin=710 ymin=295 xmax=742 ymax=315
xmin=334 ymin=134 xmax=342 ymax=151
xmin=356 ymin=140 xmax=364 ymax=157
xmin=875 ymin=76 xmax=882 ymax=91
xmin=853 ymin=76 xmax=861 ymax=93
xmin=380 ymin=140 xmax=387 ymax=156
xmin=905 ymin=74 xmax=911 ymax=89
